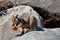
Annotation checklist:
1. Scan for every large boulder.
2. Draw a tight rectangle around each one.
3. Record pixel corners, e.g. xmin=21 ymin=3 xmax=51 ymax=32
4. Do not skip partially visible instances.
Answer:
xmin=0 ymin=5 xmax=60 ymax=40
xmin=12 ymin=28 xmax=60 ymax=40
xmin=0 ymin=5 xmax=43 ymax=40
xmin=0 ymin=0 xmax=52 ymax=8
xmin=1 ymin=0 xmax=60 ymax=13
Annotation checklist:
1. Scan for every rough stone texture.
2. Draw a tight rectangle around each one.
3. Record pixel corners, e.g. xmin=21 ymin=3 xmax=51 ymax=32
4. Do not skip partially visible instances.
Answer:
xmin=0 ymin=6 xmax=43 ymax=40
xmin=31 ymin=7 xmax=60 ymax=28
xmin=0 ymin=6 xmax=60 ymax=40
xmin=0 ymin=0 xmax=60 ymax=39
xmin=0 ymin=0 xmax=52 ymax=8
xmin=1 ymin=0 xmax=60 ymax=13
xmin=12 ymin=28 xmax=60 ymax=40
xmin=37 ymin=8 xmax=60 ymax=28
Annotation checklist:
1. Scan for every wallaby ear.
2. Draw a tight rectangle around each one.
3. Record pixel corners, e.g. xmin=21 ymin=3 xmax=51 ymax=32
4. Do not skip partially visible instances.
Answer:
xmin=12 ymin=14 xmax=18 ymax=22
xmin=15 ymin=14 xmax=18 ymax=18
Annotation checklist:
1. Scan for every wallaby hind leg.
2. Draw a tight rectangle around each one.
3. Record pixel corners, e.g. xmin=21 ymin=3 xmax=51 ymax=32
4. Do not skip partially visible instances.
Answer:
xmin=29 ymin=15 xmax=37 ymax=30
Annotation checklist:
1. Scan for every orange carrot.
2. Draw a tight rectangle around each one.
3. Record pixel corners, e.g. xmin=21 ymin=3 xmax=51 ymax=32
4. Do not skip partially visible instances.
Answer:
xmin=12 ymin=24 xmax=17 ymax=31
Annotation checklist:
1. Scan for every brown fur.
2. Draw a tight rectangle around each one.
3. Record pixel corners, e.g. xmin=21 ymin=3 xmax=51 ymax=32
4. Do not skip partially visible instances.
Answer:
xmin=12 ymin=13 xmax=37 ymax=36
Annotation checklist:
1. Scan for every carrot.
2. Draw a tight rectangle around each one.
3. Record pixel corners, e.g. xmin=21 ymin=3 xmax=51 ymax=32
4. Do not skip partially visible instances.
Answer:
xmin=12 ymin=24 xmax=17 ymax=31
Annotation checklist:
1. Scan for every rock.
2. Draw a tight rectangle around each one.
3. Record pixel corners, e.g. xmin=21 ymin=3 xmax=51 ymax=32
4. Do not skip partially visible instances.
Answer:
xmin=33 ymin=7 xmax=60 ymax=28
xmin=0 ymin=1 xmax=14 ymax=11
xmin=44 ymin=14 xmax=60 ymax=28
xmin=0 ymin=0 xmax=52 ymax=8
xmin=12 ymin=28 xmax=60 ymax=40
xmin=0 ymin=5 xmax=43 ymax=40
xmin=5 ymin=1 xmax=14 ymax=9
xmin=0 ymin=5 xmax=60 ymax=40
xmin=1 ymin=0 xmax=60 ymax=13
xmin=0 ymin=1 xmax=6 ymax=11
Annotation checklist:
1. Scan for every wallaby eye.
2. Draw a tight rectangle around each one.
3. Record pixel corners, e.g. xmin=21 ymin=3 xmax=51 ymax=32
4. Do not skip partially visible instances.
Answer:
xmin=19 ymin=18 xmax=26 ymax=24
xmin=13 ymin=18 xmax=19 ymax=24
xmin=14 ymin=18 xmax=18 ymax=23
xmin=15 ymin=19 xmax=18 ymax=21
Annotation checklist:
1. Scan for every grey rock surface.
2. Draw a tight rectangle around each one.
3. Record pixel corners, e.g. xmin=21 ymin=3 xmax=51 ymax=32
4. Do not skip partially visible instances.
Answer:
xmin=0 ymin=6 xmax=43 ymax=40
xmin=12 ymin=28 xmax=60 ymax=40
xmin=0 ymin=6 xmax=60 ymax=40
xmin=1 ymin=0 xmax=60 ymax=13
xmin=0 ymin=0 xmax=52 ymax=7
